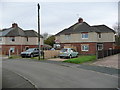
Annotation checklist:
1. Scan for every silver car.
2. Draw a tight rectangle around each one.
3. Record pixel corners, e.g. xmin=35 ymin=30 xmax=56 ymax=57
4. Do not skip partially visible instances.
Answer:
xmin=59 ymin=48 xmax=79 ymax=58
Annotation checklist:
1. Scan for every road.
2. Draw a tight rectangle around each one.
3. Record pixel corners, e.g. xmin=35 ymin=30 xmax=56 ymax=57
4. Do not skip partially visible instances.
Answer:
xmin=3 ymin=59 xmax=118 ymax=88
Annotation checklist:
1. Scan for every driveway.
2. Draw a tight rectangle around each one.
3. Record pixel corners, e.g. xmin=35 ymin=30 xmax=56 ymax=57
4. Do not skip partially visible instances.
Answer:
xmin=3 ymin=58 xmax=118 ymax=88
xmin=89 ymin=54 xmax=119 ymax=69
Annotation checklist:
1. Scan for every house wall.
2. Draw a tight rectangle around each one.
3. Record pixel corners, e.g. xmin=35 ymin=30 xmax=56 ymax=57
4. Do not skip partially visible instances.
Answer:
xmin=60 ymin=42 xmax=114 ymax=55
xmin=55 ymin=32 xmax=115 ymax=43
xmin=1 ymin=45 xmax=39 ymax=55
xmin=60 ymin=42 xmax=97 ymax=55
xmin=0 ymin=36 xmax=44 ymax=55
xmin=60 ymin=32 xmax=98 ymax=43
xmin=0 ymin=36 xmax=43 ymax=45
xmin=97 ymin=32 xmax=115 ymax=42
xmin=103 ymin=42 xmax=114 ymax=50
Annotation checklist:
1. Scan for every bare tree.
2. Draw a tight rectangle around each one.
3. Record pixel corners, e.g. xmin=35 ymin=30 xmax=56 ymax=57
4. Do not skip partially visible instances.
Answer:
xmin=113 ymin=22 xmax=120 ymax=35
xmin=42 ymin=32 xmax=49 ymax=40
xmin=113 ymin=22 xmax=120 ymax=46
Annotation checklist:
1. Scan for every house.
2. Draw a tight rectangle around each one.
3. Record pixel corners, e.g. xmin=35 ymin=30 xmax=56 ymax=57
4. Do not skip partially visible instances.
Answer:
xmin=0 ymin=23 xmax=43 ymax=55
xmin=55 ymin=18 xmax=115 ymax=55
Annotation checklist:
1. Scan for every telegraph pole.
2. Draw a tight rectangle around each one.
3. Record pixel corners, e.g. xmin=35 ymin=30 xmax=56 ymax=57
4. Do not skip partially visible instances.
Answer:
xmin=38 ymin=3 xmax=40 ymax=60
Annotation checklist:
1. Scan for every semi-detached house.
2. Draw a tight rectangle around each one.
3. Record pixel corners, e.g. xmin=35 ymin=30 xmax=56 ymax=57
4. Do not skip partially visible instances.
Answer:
xmin=55 ymin=18 xmax=115 ymax=55
xmin=0 ymin=23 xmax=43 ymax=55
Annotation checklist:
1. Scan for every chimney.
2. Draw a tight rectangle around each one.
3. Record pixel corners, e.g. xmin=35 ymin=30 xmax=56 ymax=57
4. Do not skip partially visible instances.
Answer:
xmin=12 ymin=23 xmax=18 ymax=28
xmin=78 ymin=18 xmax=83 ymax=23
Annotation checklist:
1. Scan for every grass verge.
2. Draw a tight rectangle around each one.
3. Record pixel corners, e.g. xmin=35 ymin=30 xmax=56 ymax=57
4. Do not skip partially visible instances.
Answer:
xmin=8 ymin=55 xmax=22 ymax=59
xmin=8 ymin=55 xmax=45 ymax=60
xmin=63 ymin=55 xmax=96 ymax=64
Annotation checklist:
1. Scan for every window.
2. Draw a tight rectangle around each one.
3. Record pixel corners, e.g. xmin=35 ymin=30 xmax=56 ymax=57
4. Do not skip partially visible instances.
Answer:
xmin=9 ymin=37 xmax=15 ymax=42
xmin=65 ymin=35 xmax=70 ymax=40
xmin=10 ymin=47 xmax=15 ymax=53
xmin=97 ymin=44 xmax=103 ymax=50
xmin=0 ymin=37 xmax=2 ymax=41
xmin=98 ymin=33 xmax=102 ymax=38
xmin=82 ymin=33 xmax=88 ymax=39
xmin=26 ymin=37 xmax=28 ymax=42
xmin=81 ymin=45 xmax=89 ymax=51
xmin=71 ymin=49 xmax=76 ymax=52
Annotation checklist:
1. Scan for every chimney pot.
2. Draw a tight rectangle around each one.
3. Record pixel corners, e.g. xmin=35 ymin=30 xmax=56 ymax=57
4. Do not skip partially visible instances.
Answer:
xmin=78 ymin=18 xmax=83 ymax=23
xmin=12 ymin=23 xmax=18 ymax=28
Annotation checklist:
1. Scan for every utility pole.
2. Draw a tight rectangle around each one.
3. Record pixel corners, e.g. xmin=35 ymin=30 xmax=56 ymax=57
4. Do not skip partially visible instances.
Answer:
xmin=38 ymin=3 xmax=40 ymax=60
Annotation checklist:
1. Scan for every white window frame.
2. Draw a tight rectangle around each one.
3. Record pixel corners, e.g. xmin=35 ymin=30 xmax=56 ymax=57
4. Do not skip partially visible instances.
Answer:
xmin=26 ymin=37 xmax=28 ymax=42
xmin=97 ymin=44 xmax=103 ymax=50
xmin=98 ymin=33 xmax=102 ymax=39
xmin=65 ymin=34 xmax=71 ymax=40
xmin=81 ymin=45 xmax=89 ymax=51
xmin=82 ymin=33 xmax=88 ymax=39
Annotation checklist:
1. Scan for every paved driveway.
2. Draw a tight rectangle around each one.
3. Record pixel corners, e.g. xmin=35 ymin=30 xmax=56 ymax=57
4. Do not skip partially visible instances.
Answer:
xmin=90 ymin=54 xmax=119 ymax=69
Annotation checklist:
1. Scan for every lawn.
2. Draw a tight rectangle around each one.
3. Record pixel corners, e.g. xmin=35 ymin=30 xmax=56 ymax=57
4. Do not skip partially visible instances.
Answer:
xmin=63 ymin=55 xmax=96 ymax=64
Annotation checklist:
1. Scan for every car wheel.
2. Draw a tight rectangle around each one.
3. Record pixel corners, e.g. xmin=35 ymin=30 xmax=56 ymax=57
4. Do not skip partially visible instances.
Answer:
xmin=60 ymin=56 xmax=63 ymax=59
xmin=76 ymin=54 xmax=78 ymax=58
xmin=69 ymin=55 xmax=72 ymax=59
xmin=30 ymin=54 xmax=34 ymax=58
xmin=22 ymin=56 xmax=25 ymax=58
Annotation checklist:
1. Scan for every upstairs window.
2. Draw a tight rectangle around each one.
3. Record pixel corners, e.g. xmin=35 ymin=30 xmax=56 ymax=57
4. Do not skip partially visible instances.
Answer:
xmin=9 ymin=37 xmax=15 ymax=42
xmin=82 ymin=33 xmax=88 ymax=39
xmin=26 ymin=37 xmax=28 ymax=42
xmin=65 ymin=34 xmax=71 ymax=40
xmin=98 ymin=33 xmax=102 ymax=38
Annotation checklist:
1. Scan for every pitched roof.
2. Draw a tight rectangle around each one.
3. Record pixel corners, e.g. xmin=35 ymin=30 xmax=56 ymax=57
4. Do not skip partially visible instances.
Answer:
xmin=4 ymin=27 xmax=25 ymax=37
xmin=24 ymin=30 xmax=43 ymax=38
xmin=56 ymin=22 xmax=100 ymax=36
xmin=55 ymin=22 xmax=115 ymax=36
xmin=91 ymin=25 xmax=115 ymax=33
xmin=0 ymin=24 xmax=43 ymax=38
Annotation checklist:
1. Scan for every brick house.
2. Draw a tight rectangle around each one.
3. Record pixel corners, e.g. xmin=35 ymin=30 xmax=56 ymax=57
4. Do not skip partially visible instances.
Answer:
xmin=55 ymin=18 xmax=115 ymax=55
xmin=0 ymin=23 xmax=44 ymax=55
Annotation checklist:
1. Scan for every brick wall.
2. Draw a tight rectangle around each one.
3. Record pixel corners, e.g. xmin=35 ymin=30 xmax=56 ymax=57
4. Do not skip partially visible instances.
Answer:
xmin=1 ymin=45 xmax=38 ymax=55
xmin=60 ymin=42 xmax=114 ymax=55
xmin=60 ymin=42 xmax=97 ymax=55
xmin=103 ymin=42 xmax=114 ymax=50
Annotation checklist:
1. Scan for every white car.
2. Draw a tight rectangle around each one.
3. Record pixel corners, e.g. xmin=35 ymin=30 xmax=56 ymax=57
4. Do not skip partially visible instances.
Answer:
xmin=59 ymin=48 xmax=79 ymax=58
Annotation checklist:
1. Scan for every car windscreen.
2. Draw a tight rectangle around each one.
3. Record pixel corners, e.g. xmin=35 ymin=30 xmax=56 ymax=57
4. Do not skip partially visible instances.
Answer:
xmin=26 ymin=48 xmax=35 ymax=52
xmin=61 ymin=49 xmax=68 ymax=52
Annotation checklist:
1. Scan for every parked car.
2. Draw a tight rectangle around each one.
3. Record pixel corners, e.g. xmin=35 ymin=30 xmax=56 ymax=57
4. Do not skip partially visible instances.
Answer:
xmin=59 ymin=48 xmax=79 ymax=58
xmin=21 ymin=48 xmax=43 ymax=58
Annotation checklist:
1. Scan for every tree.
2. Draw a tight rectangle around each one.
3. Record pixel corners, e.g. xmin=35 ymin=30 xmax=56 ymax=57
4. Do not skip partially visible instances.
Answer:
xmin=42 ymin=32 xmax=49 ymax=40
xmin=44 ymin=35 xmax=55 ymax=47
xmin=113 ymin=22 xmax=120 ymax=35
xmin=113 ymin=22 xmax=120 ymax=46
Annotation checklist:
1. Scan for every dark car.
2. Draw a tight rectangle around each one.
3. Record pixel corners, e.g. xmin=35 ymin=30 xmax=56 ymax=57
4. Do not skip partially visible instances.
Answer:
xmin=21 ymin=48 xmax=43 ymax=58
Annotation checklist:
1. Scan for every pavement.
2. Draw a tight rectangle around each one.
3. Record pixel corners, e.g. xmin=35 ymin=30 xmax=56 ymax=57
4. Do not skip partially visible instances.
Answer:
xmin=2 ymin=68 xmax=36 ymax=89
xmin=90 ymin=54 xmax=119 ymax=69
xmin=48 ymin=58 xmax=68 ymax=61
xmin=3 ymin=58 xmax=118 ymax=88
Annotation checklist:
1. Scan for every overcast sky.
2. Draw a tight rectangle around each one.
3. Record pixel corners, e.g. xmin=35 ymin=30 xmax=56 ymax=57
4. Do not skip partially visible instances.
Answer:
xmin=0 ymin=1 xmax=118 ymax=35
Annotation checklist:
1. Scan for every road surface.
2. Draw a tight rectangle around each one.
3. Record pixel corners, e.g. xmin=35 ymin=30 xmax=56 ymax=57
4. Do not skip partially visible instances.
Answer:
xmin=3 ymin=59 xmax=118 ymax=88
